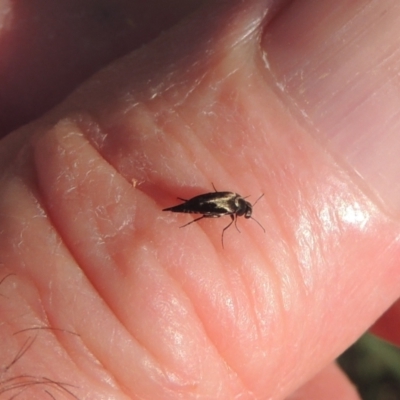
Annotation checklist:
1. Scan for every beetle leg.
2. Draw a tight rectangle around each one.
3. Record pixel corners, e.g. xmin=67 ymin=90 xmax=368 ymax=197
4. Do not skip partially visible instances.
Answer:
xmin=179 ymin=215 xmax=206 ymax=228
xmin=221 ymin=215 xmax=235 ymax=248
xmin=179 ymin=212 xmax=221 ymax=230
xmin=233 ymin=214 xmax=241 ymax=233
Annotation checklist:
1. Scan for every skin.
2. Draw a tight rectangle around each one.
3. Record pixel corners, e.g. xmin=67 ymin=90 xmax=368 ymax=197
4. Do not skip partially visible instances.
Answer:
xmin=1 ymin=0 xmax=400 ymax=399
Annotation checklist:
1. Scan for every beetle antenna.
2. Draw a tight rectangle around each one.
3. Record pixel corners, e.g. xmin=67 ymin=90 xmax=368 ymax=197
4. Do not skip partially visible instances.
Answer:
xmin=252 ymin=193 xmax=264 ymax=207
xmin=250 ymin=216 xmax=265 ymax=233
xmin=211 ymin=182 xmax=218 ymax=192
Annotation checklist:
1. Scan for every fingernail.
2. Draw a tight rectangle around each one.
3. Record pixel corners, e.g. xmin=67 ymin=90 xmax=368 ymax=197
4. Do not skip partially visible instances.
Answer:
xmin=263 ymin=1 xmax=400 ymax=215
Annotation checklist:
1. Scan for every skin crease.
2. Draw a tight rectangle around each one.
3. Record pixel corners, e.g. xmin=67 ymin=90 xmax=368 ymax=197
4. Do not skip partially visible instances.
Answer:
xmin=1 ymin=0 xmax=400 ymax=399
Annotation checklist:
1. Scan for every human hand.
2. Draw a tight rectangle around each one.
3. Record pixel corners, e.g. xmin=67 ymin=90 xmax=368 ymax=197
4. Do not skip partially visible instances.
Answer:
xmin=1 ymin=1 xmax=400 ymax=399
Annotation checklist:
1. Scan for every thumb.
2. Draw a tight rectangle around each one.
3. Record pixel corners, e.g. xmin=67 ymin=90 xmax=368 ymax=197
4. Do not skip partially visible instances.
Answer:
xmin=265 ymin=0 xmax=400 ymax=216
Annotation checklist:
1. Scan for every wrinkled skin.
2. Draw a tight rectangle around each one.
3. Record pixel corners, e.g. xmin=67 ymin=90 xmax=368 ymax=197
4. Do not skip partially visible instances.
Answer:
xmin=1 ymin=0 xmax=400 ymax=399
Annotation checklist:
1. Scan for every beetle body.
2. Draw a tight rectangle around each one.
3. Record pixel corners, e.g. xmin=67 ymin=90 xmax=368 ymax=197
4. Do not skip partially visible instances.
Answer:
xmin=163 ymin=191 xmax=252 ymax=218
xmin=163 ymin=187 xmax=264 ymax=247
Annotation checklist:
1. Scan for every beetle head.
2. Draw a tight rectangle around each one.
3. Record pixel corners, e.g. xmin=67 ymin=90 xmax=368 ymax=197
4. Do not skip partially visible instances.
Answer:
xmin=236 ymin=198 xmax=252 ymax=218
xmin=244 ymin=201 xmax=253 ymax=218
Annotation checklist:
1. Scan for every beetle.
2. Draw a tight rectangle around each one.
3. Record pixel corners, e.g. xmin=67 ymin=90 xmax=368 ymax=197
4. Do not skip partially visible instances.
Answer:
xmin=163 ymin=184 xmax=265 ymax=247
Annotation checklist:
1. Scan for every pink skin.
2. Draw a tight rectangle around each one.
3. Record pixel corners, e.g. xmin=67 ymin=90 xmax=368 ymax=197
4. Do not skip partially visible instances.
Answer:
xmin=1 ymin=0 xmax=400 ymax=399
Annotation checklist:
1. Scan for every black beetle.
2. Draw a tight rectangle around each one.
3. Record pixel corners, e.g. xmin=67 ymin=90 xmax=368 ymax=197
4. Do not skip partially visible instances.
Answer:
xmin=163 ymin=185 xmax=264 ymax=247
